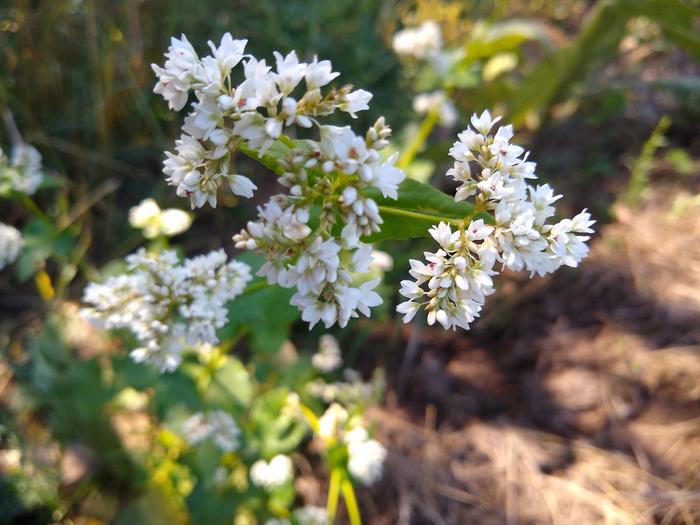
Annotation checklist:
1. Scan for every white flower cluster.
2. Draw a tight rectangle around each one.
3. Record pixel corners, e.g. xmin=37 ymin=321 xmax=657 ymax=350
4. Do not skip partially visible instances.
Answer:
xmin=0 ymin=143 xmax=44 ymax=196
xmin=153 ymin=33 xmax=374 ymax=209
xmin=233 ymin=119 xmax=404 ymax=330
xmin=317 ymin=403 xmax=386 ymax=486
xmin=397 ymin=111 xmax=595 ymax=330
xmin=0 ymin=222 xmax=22 ymax=270
xmin=392 ymin=21 xmax=443 ymax=60
xmin=264 ymin=506 xmax=328 ymax=525
xmin=413 ymin=90 xmax=457 ymax=127
xmin=80 ymin=249 xmax=252 ymax=371
xmin=310 ymin=334 xmax=342 ymax=373
xmin=154 ymin=34 xmax=405 ymax=329
xmin=128 ymin=198 xmax=192 ymax=238
xmin=250 ymin=454 xmax=294 ymax=490
xmin=181 ymin=410 xmax=241 ymax=452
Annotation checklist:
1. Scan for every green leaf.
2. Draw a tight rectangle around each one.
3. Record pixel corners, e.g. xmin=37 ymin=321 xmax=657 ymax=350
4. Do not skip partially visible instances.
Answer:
xmin=463 ymin=19 xmax=550 ymax=64
xmin=186 ymin=480 xmax=239 ymax=525
xmin=221 ymin=255 xmax=300 ymax=355
xmin=206 ymin=356 xmax=254 ymax=410
xmin=16 ymin=218 xmax=77 ymax=282
xmin=364 ymin=179 xmax=490 ymax=242
xmin=268 ymin=482 xmax=295 ymax=510
xmin=620 ymin=0 xmax=700 ymax=60
xmin=114 ymin=491 xmax=187 ymax=525
xmin=508 ymin=0 xmax=628 ymax=126
xmin=508 ymin=0 xmax=700 ymax=126
xmin=250 ymin=388 xmax=308 ymax=457
xmin=238 ymin=139 xmax=313 ymax=176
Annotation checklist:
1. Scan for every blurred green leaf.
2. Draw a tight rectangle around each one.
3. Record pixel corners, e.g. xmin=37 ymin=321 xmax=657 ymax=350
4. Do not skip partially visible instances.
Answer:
xmin=250 ymin=388 xmax=308 ymax=457
xmin=206 ymin=357 xmax=254 ymax=410
xmin=364 ymin=179 xmax=490 ymax=242
xmin=222 ymin=255 xmax=300 ymax=355
xmin=621 ymin=0 xmax=700 ymax=60
xmin=463 ymin=19 xmax=549 ymax=64
xmin=510 ymin=0 xmax=700 ymax=126
xmin=115 ymin=490 xmax=187 ymax=525
xmin=16 ymin=218 xmax=77 ymax=282
xmin=186 ymin=480 xmax=240 ymax=525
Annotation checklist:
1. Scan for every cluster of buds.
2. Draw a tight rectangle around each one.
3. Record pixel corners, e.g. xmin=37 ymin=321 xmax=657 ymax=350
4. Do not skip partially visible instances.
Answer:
xmin=80 ymin=249 xmax=252 ymax=371
xmin=233 ymin=120 xmax=401 ymax=328
xmin=397 ymin=111 xmax=594 ymax=330
xmin=0 ymin=143 xmax=44 ymax=196
xmin=153 ymin=33 xmax=373 ymax=208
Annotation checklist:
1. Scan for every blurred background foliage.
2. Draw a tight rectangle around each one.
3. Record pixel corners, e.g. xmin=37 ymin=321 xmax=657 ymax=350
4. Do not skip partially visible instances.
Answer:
xmin=2 ymin=0 xmax=700 ymax=524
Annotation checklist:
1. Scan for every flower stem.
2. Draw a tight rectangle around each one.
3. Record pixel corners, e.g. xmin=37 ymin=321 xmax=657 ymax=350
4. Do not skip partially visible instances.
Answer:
xmin=240 ymin=279 xmax=269 ymax=296
xmin=377 ymin=205 xmax=464 ymax=227
xmin=397 ymin=107 xmax=439 ymax=169
xmin=20 ymin=194 xmax=49 ymax=222
xmin=341 ymin=477 xmax=363 ymax=525
xmin=279 ymin=134 xmax=296 ymax=149
xmin=327 ymin=468 xmax=342 ymax=522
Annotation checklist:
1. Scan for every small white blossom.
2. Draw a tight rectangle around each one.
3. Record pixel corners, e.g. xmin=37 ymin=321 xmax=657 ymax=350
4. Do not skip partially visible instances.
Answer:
xmin=0 ymin=143 xmax=45 ymax=196
xmin=413 ymin=90 xmax=457 ymax=127
xmin=129 ymin=198 xmax=192 ymax=238
xmin=250 ymin=454 xmax=294 ymax=490
xmin=346 ymin=429 xmax=387 ymax=486
xmin=263 ymin=506 xmax=329 ymax=525
xmin=0 ymin=223 xmax=22 ymax=270
xmin=317 ymin=403 xmax=349 ymax=442
xmin=181 ymin=410 xmax=241 ymax=452
xmin=392 ymin=21 xmax=443 ymax=60
xmin=311 ymin=334 xmax=343 ymax=373
xmin=293 ymin=506 xmax=328 ymax=525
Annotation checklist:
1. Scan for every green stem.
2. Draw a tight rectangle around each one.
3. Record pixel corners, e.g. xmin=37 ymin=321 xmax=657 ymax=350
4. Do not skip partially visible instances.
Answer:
xmin=20 ymin=195 xmax=49 ymax=222
xmin=341 ymin=477 xmax=362 ymax=525
xmin=377 ymin=205 xmax=464 ymax=227
xmin=278 ymin=134 xmax=296 ymax=149
xmin=326 ymin=468 xmax=342 ymax=522
xmin=241 ymin=279 xmax=270 ymax=296
xmin=397 ymin=107 xmax=440 ymax=169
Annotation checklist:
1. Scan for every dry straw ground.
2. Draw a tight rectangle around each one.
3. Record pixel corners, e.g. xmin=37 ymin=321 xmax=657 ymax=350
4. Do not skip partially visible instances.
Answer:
xmin=362 ymin=186 xmax=700 ymax=524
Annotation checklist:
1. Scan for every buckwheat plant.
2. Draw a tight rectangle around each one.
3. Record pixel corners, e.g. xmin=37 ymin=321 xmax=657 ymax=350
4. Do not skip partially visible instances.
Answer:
xmin=80 ymin=249 xmax=251 ymax=371
xmin=76 ymin=33 xmax=593 ymax=525
xmin=397 ymin=110 xmax=594 ymax=329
